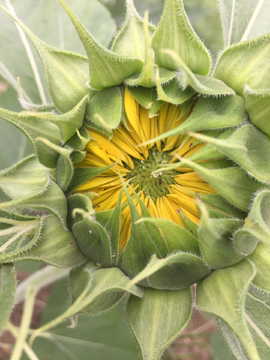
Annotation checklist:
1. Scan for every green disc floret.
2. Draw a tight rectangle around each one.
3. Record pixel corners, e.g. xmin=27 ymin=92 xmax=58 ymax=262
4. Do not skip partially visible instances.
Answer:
xmin=126 ymin=145 xmax=177 ymax=201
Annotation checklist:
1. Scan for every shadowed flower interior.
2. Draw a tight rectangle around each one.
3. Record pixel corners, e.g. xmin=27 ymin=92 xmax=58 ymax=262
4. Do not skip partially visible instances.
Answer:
xmin=76 ymin=88 xmax=216 ymax=248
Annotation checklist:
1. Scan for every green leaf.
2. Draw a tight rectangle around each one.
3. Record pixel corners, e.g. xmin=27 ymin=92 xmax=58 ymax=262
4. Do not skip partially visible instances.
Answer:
xmin=178 ymin=72 xmax=235 ymax=96
xmin=137 ymin=217 xmax=200 ymax=254
xmin=151 ymin=0 xmax=211 ymax=75
xmin=248 ymin=242 xmax=270 ymax=292
xmin=30 ymin=278 xmax=139 ymax=360
xmin=58 ymin=0 xmax=143 ymax=90
xmin=1 ymin=5 xmax=90 ymax=112
xmin=156 ymin=76 xmax=195 ymax=104
xmin=244 ymin=87 xmax=270 ymax=137
xmin=0 ymin=155 xmax=48 ymax=198
xmin=85 ymin=87 xmax=122 ymax=133
xmin=66 ymin=126 xmax=91 ymax=152
xmin=128 ymin=188 xmax=169 ymax=257
xmin=127 ymin=86 xmax=158 ymax=109
xmin=250 ymin=190 xmax=270 ymax=238
xmin=96 ymin=192 xmax=123 ymax=266
xmin=127 ymin=253 xmax=210 ymax=290
xmin=145 ymin=95 xmax=247 ymax=143
xmin=214 ymin=34 xmax=270 ymax=96
xmin=187 ymin=129 xmax=234 ymax=163
xmin=2 ymin=215 xmax=87 ymax=268
xmin=0 ymin=264 xmax=16 ymax=336
xmin=121 ymin=9 xmax=175 ymax=88
xmin=69 ymin=266 xmax=144 ymax=316
xmin=67 ymin=193 xmax=95 ymax=228
xmin=0 ymin=105 xmax=61 ymax=168
xmin=190 ymin=124 xmax=270 ymax=183
xmin=120 ymin=184 xmax=161 ymax=280
xmin=162 ymin=49 xmax=235 ymax=95
xmin=126 ymin=287 xmax=192 ymax=360
xmin=0 ymin=212 xmax=42 ymax=263
xmin=31 ymin=94 xmax=88 ymax=143
xmin=30 ymin=262 xmax=143 ymax=341
xmin=59 ymin=0 xmax=116 ymax=49
xmin=66 ymin=163 xmax=116 ymax=194
xmin=218 ymin=0 xmax=270 ymax=47
xmin=55 ymin=149 xmax=73 ymax=191
xmin=0 ymin=0 xmax=116 ymax=103
xmin=30 ymin=215 xmax=86 ymax=268
xmin=233 ymin=190 xmax=270 ymax=255
xmin=72 ymin=216 xmax=112 ymax=267
xmin=33 ymin=137 xmax=74 ymax=191
xmin=199 ymin=193 xmax=246 ymax=220
xmin=126 ymin=85 xmax=165 ymax=117
xmin=175 ymin=157 xmax=263 ymax=212
xmin=123 ymin=12 xmax=155 ymax=88
xmin=0 ymin=155 xmax=68 ymax=228
xmin=196 ymin=259 xmax=261 ymax=360
xmin=111 ymin=0 xmax=155 ymax=60
xmin=217 ymin=284 xmax=270 ymax=360
xmin=245 ymin=285 xmax=270 ymax=360
xmin=233 ymin=228 xmax=260 ymax=256
xmin=215 ymin=319 xmax=250 ymax=360
xmin=197 ymin=203 xmax=245 ymax=269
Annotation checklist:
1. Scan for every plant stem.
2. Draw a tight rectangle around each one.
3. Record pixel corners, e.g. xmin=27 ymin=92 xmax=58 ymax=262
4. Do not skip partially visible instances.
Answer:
xmin=6 ymin=322 xmax=40 ymax=360
xmin=10 ymin=287 xmax=36 ymax=360
xmin=4 ymin=0 xmax=47 ymax=104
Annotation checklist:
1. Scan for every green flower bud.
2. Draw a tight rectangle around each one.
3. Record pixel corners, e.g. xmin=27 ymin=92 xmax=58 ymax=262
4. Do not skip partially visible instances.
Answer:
xmin=1 ymin=0 xmax=270 ymax=359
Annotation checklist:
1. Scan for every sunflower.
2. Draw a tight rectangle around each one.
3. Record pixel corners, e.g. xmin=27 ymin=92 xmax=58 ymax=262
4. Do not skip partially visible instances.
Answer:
xmin=76 ymin=88 xmax=215 ymax=248
xmin=1 ymin=1 xmax=270 ymax=359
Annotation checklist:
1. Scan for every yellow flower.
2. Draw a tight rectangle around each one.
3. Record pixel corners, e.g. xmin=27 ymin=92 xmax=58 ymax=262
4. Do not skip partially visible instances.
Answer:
xmin=76 ymin=88 xmax=216 ymax=248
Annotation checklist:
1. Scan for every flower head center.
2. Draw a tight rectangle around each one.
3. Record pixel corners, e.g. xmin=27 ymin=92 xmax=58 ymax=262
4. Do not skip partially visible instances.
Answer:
xmin=126 ymin=146 xmax=177 ymax=202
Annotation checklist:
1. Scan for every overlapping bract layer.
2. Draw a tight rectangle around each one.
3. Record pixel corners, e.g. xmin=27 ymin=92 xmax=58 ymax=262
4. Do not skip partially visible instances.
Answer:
xmin=1 ymin=0 xmax=270 ymax=359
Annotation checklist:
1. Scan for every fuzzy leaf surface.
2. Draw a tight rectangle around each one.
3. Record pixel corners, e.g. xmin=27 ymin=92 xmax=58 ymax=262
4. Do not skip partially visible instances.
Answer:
xmin=214 ymin=34 xmax=270 ymax=96
xmin=127 ymin=253 xmax=210 ymax=290
xmin=196 ymin=260 xmax=260 ymax=360
xmin=69 ymin=266 xmax=144 ymax=316
xmin=177 ymin=158 xmax=263 ymax=212
xmin=0 ymin=264 xmax=16 ymax=336
xmin=198 ymin=205 xmax=244 ymax=269
xmin=190 ymin=125 xmax=270 ymax=183
xmin=85 ymin=87 xmax=122 ymax=133
xmin=245 ymin=285 xmax=270 ymax=359
xmin=0 ymin=106 xmax=61 ymax=168
xmin=151 ymin=0 xmax=211 ymax=75
xmin=59 ymin=0 xmax=143 ymax=90
xmin=126 ymin=287 xmax=192 ymax=360
xmin=0 ymin=156 xmax=68 ymax=228
xmin=148 ymin=95 xmax=247 ymax=143
xmin=72 ymin=217 xmax=112 ymax=267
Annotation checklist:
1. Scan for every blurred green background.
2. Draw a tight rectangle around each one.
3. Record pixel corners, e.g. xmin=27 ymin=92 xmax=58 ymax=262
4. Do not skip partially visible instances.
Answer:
xmin=0 ymin=1 xmax=233 ymax=359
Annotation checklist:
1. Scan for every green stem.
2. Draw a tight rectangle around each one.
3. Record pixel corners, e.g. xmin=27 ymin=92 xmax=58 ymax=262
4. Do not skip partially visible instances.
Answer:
xmin=29 ymin=271 xmax=92 ymax=346
xmin=10 ymin=287 xmax=37 ymax=360
xmin=6 ymin=322 xmax=40 ymax=360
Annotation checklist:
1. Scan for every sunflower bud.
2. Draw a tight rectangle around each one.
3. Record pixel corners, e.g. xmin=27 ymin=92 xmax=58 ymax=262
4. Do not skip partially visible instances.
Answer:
xmin=0 ymin=0 xmax=270 ymax=359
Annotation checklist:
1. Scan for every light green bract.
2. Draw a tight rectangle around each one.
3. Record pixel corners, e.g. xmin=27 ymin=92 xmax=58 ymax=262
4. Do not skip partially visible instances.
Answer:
xmin=0 ymin=0 xmax=270 ymax=359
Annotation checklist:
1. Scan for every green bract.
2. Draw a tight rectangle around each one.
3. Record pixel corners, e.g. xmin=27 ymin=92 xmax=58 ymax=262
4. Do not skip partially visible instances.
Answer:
xmin=1 ymin=0 xmax=270 ymax=359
